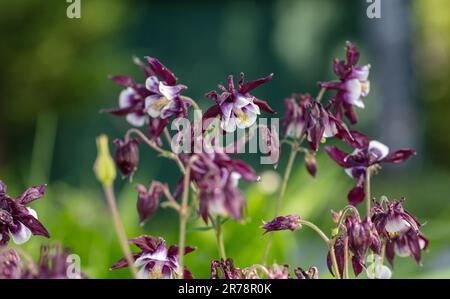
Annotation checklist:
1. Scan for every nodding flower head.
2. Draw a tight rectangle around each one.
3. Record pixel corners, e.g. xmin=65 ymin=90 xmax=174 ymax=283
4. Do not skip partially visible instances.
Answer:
xmin=103 ymin=56 xmax=189 ymax=140
xmin=261 ymin=214 xmax=301 ymax=235
xmin=282 ymin=94 xmax=352 ymax=151
xmin=205 ymin=73 xmax=274 ymax=133
xmin=319 ymin=41 xmax=371 ymax=124
xmin=177 ymin=152 xmax=259 ymax=223
xmin=0 ymin=181 xmax=50 ymax=246
xmin=136 ymin=181 xmax=166 ymax=225
xmin=325 ymin=131 xmax=415 ymax=206
xmin=210 ymin=258 xmax=245 ymax=279
xmin=113 ymin=138 xmax=140 ymax=178
xmin=111 ymin=235 xmax=195 ymax=279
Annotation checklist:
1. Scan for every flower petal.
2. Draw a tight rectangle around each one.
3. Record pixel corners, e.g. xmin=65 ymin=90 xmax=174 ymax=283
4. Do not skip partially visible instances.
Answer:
xmin=16 ymin=184 xmax=46 ymax=205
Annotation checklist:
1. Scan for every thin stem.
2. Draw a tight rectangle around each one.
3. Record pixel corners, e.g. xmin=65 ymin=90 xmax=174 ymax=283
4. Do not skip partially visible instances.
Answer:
xmin=365 ymin=167 xmax=372 ymax=217
xmin=298 ymin=219 xmax=330 ymax=244
xmin=329 ymin=238 xmax=341 ymax=279
xmin=178 ymin=159 xmax=192 ymax=279
xmin=316 ymin=87 xmax=327 ymax=102
xmin=262 ymin=141 xmax=299 ymax=264
xmin=103 ymin=185 xmax=138 ymax=278
xmin=344 ymin=236 xmax=349 ymax=279
xmin=215 ymin=216 xmax=227 ymax=260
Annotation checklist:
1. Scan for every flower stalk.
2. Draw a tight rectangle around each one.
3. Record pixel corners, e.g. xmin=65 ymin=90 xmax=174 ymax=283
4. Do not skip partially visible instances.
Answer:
xmin=178 ymin=158 xmax=192 ymax=279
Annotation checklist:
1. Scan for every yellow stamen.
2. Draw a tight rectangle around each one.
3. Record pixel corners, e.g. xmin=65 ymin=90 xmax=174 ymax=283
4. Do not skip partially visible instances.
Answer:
xmin=152 ymin=97 xmax=171 ymax=111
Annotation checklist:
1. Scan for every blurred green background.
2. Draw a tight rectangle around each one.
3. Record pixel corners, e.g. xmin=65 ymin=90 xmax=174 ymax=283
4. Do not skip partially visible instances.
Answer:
xmin=1 ymin=0 xmax=450 ymax=278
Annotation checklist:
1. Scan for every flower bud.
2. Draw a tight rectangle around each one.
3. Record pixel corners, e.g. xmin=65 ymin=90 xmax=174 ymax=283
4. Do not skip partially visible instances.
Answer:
xmin=136 ymin=181 xmax=163 ymax=225
xmin=304 ymin=151 xmax=317 ymax=177
xmin=262 ymin=215 xmax=301 ymax=234
xmin=94 ymin=135 xmax=117 ymax=187
xmin=113 ymin=138 xmax=139 ymax=178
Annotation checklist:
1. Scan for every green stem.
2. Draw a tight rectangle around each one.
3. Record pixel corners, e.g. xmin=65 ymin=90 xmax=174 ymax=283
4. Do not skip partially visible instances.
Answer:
xmin=215 ymin=216 xmax=227 ymax=260
xmin=365 ymin=167 xmax=372 ymax=218
xmin=262 ymin=141 xmax=299 ymax=264
xmin=177 ymin=160 xmax=192 ymax=279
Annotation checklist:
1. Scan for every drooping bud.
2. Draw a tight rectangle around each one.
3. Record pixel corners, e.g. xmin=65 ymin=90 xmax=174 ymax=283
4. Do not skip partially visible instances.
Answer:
xmin=113 ymin=138 xmax=140 ymax=178
xmin=136 ymin=181 xmax=164 ymax=225
xmin=304 ymin=151 xmax=317 ymax=177
xmin=262 ymin=215 xmax=301 ymax=234
xmin=94 ymin=135 xmax=117 ymax=187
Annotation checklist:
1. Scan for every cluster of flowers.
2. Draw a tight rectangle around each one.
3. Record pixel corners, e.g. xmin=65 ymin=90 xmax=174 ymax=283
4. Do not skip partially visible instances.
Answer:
xmin=102 ymin=41 xmax=427 ymax=279
xmin=0 ymin=181 xmax=84 ymax=278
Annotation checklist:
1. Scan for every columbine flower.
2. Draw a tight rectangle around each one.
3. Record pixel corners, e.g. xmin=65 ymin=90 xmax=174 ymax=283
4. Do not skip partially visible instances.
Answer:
xmin=136 ymin=181 xmax=165 ymax=225
xmin=325 ymin=131 xmax=415 ymax=205
xmin=344 ymin=215 xmax=381 ymax=276
xmin=144 ymin=57 xmax=189 ymax=119
xmin=103 ymin=57 xmax=189 ymax=140
xmin=294 ymin=266 xmax=319 ymax=279
xmin=0 ymin=248 xmax=22 ymax=279
xmin=327 ymin=235 xmax=346 ymax=278
xmin=319 ymin=41 xmax=371 ymax=124
xmin=111 ymin=235 xmax=195 ymax=279
xmin=178 ymin=152 xmax=259 ymax=223
xmin=267 ymin=264 xmax=291 ymax=279
xmin=261 ymin=215 xmax=301 ymax=234
xmin=210 ymin=258 xmax=245 ymax=279
xmin=113 ymin=138 xmax=140 ymax=178
xmin=0 ymin=181 xmax=50 ymax=246
xmin=282 ymin=94 xmax=352 ymax=151
xmin=371 ymin=197 xmax=428 ymax=265
xmin=205 ymin=73 xmax=274 ymax=132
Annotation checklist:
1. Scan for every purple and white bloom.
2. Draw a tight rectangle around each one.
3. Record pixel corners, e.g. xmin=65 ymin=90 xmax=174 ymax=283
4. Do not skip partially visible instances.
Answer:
xmin=0 ymin=181 xmax=50 ymax=246
xmin=319 ymin=41 xmax=371 ymax=124
xmin=178 ymin=152 xmax=259 ymax=223
xmin=111 ymin=235 xmax=195 ymax=279
xmin=282 ymin=94 xmax=353 ymax=152
xmin=113 ymin=138 xmax=140 ymax=178
xmin=261 ymin=215 xmax=301 ymax=234
xmin=325 ymin=131 xmax=415 ymax=206
xmin=144 ymin=57 xmax=189 ymax=119
xmin=0 ymin=248 xmax=22 ymax=279
xmin=205 ymin=73 xmax=274 ymax=132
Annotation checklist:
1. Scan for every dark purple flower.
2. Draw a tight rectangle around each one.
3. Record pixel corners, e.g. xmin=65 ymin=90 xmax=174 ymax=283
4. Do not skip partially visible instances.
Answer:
xmin=0 ymin=181 xmax=50 ymax=246
xmin=136 ymin=181 xmax=164 ymax=225
xmin=327 ymin=235 xmax=346 ymax=278
xmin=282 ymin=94 xmax=352 ymax=151
xmin=103 ymin=57 xmax=189 ymax=140
xmin=261 ymin=215 xmax=301 ymax=234
xmin=294 ymin=266 xmax=319 ymax=279
xmin=319 ymin=41 xmax=371 ymax=124
xmin=114 ymin=138 xmax=140 ymax=178
xmin=385 ymin=228 xmax=428 ymax=266
xmin=372 ymin=197 xmax=421 ymax=236
xmin=178 ymin=152 xmax=259 ymax=223
xmin=325 ymin=132 xmax=415 ymax=205
xmin=23 ymin=244 xmax=86 ymax=279
xmin=210 ymin=258 xmax=245 ymax=279
xmin=205 ymin=73 xmax=274 ymax=132
xmin=0 ymin=248 xmax=22 ymax=279
xmin=344 ymin=215 xmax=381 ymax=276
xmin=111 ymin=235 xmax=195 ymax=279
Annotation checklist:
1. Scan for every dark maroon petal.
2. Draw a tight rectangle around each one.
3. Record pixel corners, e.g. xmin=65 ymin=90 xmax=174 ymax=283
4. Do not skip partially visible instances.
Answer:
xmin=129 ymin=235 xmax=160 ymax=252
xmin=304 ymin=152 xmax=317 ymax=177
xmin=351 ymin=256 xmax=363 ymax=277
xmin=385 ymin=240 xmax=395 ymax=267
xmin=407 ymin=233 xmax=422 ymax=264
xmin=347 ymin=130 xmax=369 ymax=148
xmin=348 ymin=185 xmax=365 ymax=206
xmin=109 ymin=75 xmax=135 ymax=87
xmin=110 ymin=253 xmax=141 ymax=270
xmin=147 ymin=117 xmax=170 ymax=140
xmin=238 ymin=73 xmax=273 ymax=94
xmin=167 ymin=245 xmax=196 ymax=258
xmin=16 ymin=184 xmax=46 ymax=205
xmin=254 ymin=98 xmax=275 ymax=114
xmin=346 ymin=41 xmax=360 ymax=66
xmin=100 ymin=106 xmax=136 ymax=116
xmin=183 ymin=267 xmax=194 ymax=279
xmin=0 ymin=180 xmax=6 ymax=196
xmin=145 ymin=56 xmax=177 ymax=86
xmin=325 ymin=146 xmax=350 ymax=168
xmin=19 ymin=215 xmax=50 ymax=238
xmin=343 ymin=102 xmax=358 ymax=125
xmin=383 ymin=149 xmax=416 ymax=164
xmin=203 ymin=105 xmax=221 ymax=120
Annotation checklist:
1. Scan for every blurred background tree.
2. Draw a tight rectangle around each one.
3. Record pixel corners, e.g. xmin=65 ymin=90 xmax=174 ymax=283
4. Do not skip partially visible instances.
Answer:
xmin=0 ymin=0 xmax=449 ymax=278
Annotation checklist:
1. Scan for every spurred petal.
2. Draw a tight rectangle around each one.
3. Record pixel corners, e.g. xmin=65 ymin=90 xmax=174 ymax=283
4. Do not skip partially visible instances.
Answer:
xmin=18 ymin=214 xmax=50 ymax=238
xmin=325 ymin=146 xmax=351 ymax=168
xmin=383 ymin=149 xmax=416 ymax=164
xmin=16 ymin=184 xmax=46 ymax=205
xmin=145 ymin=57 xmax=177 ymax=86
xmin=238 ymin=73 xmax=273 ymax=94
xmin=110 ymin=253 xmax=142 ymax=270
xmin=254 ymin=98 xmax=275 ymax=114
xmin=109 ymin=75 xmax=135 ymax=88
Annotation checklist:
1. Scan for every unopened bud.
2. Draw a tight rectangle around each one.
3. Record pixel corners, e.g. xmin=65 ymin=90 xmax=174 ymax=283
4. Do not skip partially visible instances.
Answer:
xmin=94 ymin=135 xmax=117 ymax=187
